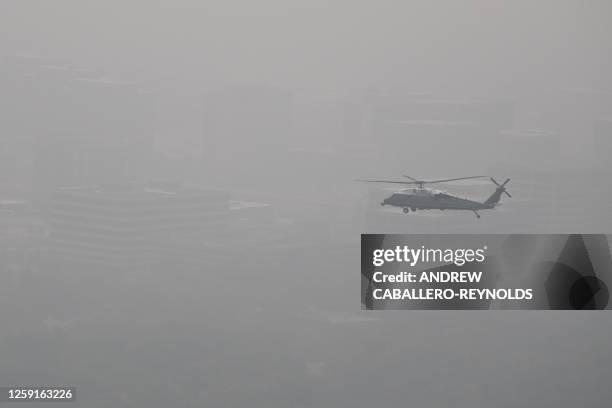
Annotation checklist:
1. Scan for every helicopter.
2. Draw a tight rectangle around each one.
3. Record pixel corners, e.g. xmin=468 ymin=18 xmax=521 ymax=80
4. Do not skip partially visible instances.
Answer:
xmin=356 ymin=176 xmax=511 ymax=218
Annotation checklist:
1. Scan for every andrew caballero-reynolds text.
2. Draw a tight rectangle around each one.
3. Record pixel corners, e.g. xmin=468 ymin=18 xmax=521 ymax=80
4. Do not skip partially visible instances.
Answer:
xmin=369 ymin=245 xmax=533 ymax=301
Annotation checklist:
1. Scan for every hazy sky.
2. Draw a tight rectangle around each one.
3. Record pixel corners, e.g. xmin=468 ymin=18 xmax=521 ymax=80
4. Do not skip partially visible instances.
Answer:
xmin=2 ymin=2 xmax=612 ymax=407
xmin=2 ymin=1 xmax=611 ymax=96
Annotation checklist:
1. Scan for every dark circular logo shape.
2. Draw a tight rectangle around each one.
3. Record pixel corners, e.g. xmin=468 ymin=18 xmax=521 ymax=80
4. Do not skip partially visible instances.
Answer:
xmin=541 ymin=262 xmax=609 ymax=310
xmin=569 ymin=276 xmax=609 ymax=310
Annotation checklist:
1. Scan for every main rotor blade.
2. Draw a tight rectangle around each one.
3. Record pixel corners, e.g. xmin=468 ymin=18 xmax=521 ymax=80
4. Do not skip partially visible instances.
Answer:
xmin=420 ymin=176 xmax=487 ymax=184
xmin=355 ymin=179 xmax=417 ymax=185
xmin=402 ymin=175 xmax=420 ymax=182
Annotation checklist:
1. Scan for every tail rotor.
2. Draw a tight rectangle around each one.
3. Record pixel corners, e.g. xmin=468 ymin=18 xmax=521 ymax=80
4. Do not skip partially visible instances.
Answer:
xmin=490 ymin=177 xmax=511 ymax=198
xmin=483 ymin=177 xmax=511 ymax=207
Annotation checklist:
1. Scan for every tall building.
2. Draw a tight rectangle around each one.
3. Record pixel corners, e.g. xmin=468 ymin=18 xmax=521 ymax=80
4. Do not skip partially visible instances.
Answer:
xmin=31 ymin=71 xmax=155 ymax=196
xmin=0 ymin=55 xmax=155 ymax=198
xmin=342 ymin=92 xmax=516 ymax=174
xmin=343 ymin=92 xmax=515 ymax=144
xmin=492 ymin=129 xmax=561 ymax=176
xmin=47 ymin=183 xmax=229 ymax=269
xmin=202 ymin=85 xmax=294 ymax=187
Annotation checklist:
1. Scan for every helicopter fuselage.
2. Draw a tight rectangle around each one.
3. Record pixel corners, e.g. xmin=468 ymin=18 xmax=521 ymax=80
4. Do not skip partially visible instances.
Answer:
xmin=358 ymin=176 xmax=510 ymax=218
xmin=381 ymin=188 xmax=495 ymax=213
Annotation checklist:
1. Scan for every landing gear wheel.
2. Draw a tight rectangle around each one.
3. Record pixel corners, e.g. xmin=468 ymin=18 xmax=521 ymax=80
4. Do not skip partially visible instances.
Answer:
xmin=403 ymin=207 xmax=410 ymax=214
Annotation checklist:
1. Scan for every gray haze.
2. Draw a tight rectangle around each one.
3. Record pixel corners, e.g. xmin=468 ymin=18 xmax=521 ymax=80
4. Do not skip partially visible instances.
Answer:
xmin=1 ymin=1 xmax=612 ymax=407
